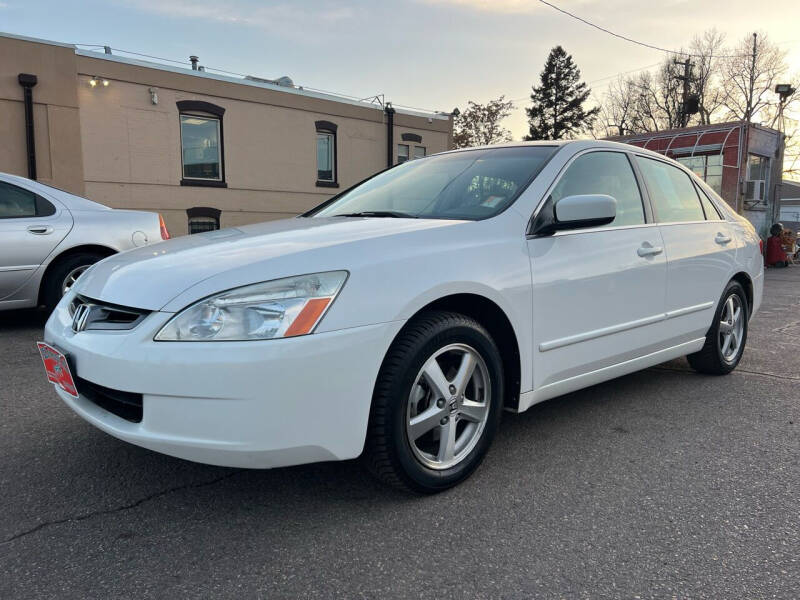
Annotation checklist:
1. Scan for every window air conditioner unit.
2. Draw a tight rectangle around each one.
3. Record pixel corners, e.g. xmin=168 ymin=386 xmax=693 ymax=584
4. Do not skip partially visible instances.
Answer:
xmin=745 ymin=180 xmax=766 ymax=203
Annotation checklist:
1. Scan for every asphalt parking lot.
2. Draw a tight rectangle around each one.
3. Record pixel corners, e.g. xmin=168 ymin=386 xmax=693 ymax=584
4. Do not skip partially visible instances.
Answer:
xmin=1 ymin=269 xmax=798 ymax=599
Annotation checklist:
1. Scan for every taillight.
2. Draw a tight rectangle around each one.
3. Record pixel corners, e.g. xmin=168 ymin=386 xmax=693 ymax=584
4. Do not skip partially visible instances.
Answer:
xmin=159 ymin=214 xmax=170 ymax=240
xmin=759 ymin=239 xmax=764 ymax=255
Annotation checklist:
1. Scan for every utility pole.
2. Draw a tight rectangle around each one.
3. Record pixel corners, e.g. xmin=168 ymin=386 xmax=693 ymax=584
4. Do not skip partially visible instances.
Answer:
xmin=737 ymin=33 xmax=758 ymax=215
xmin=673 ymin=57 xmax=693 ymax=128
xmin=747 ymin=33 xmax=757 ymax=122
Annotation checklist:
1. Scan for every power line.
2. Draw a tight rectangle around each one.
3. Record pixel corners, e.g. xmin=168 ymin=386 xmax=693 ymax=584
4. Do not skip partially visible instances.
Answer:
xmin=508 ymin=60 xmax=663 ymax=103
xmin=536 ymin=0 xmax=753 ymax=59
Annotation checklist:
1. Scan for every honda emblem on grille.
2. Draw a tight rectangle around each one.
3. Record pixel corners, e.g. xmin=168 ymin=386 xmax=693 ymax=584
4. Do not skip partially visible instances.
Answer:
xmin=71 ymin=303 xmax=93 ymax=333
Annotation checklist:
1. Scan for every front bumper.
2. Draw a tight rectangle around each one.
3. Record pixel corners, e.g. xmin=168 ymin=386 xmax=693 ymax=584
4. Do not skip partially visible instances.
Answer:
xmin=45 ymin=298 xmax=404 ymax=468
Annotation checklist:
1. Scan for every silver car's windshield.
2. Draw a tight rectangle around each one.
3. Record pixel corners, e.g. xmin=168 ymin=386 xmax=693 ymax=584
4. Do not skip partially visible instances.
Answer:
xmin=310 ymin=146 xmax=556 ymax=220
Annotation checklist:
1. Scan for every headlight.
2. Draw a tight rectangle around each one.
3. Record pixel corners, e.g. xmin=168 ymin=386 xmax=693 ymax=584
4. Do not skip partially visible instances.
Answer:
xmin=154 ymin=271 xmax=348 ymax=341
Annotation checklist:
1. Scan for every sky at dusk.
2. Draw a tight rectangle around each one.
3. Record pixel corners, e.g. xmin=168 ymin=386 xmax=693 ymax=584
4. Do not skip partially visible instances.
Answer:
xmin=2 ymin=0 xmax=799 ymax=138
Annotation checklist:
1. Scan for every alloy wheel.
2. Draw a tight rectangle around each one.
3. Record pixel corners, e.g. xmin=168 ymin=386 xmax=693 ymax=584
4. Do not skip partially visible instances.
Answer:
xmin=62 ymin=265 xmax=90 ymax=296
xmin=719 ymin=294 xmax=744 ymax=363
xmin=405 ymin=343 xmax=491 ymax=470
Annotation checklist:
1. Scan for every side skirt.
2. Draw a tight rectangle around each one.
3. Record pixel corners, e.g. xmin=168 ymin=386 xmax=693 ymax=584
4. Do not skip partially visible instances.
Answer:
xmin=515 ymin=337 xmax=706 ymax=413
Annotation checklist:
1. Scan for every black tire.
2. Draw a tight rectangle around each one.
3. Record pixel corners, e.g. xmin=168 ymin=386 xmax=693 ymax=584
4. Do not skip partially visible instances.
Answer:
xmin=42 ymin=252 xmax=106 ymax=311
xmin=687 ymin=280 xmax=749 ymax=375
xmin=364 ymin=310 xmax=504 ymax=494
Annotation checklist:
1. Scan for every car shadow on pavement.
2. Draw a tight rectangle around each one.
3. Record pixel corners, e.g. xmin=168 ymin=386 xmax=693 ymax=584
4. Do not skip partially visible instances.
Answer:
xmin=0 ymin=308 xmax=48 ymax=332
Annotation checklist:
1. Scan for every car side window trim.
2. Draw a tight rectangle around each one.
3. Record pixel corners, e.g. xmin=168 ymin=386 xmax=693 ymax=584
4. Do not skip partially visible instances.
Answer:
xmin=526 ymin=148 xmax=652 ymax=237
xmin=0 ymin=180 xmax=59 ymax=220
xmin=693 ymin=181 xmax=724 ymax=221
xmin=633 ymin=152 xmax=719 ymax=225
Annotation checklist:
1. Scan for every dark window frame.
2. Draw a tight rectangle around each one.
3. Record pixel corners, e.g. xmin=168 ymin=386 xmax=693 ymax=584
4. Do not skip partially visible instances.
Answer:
xmin=401 ymin=132 xmax=423 ymax=144
xmin=315 ymin=120 xmax=339 ymax=188
xmin=177 ymin=101 xmax=227 ymax=188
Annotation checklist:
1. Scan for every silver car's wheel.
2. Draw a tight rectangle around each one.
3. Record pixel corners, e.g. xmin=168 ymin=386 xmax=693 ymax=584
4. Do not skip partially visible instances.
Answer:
xmin=61 ymin=265 xmax=91 ymax=296
xmin=406 ymin=343 xmax=491 ymax=470
xmin=719 ymin=294 xmax=744 ymax=364
xmin=42 ymin=252 xmax=106 ymax=312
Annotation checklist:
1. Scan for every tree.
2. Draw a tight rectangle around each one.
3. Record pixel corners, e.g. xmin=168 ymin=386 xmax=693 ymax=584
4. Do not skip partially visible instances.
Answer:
xmin=595 ymin=29 xmax=728 ymax=136
xmin=452 ymin=96 xmax=514 ymax=148
xmin=689 ymin=29 xmax=726 ymax=125
xmin=525 ymin=46 xmax=599 ymax=140
xmin=592 ymin=76 xmax=639 ymax=137
xmin=721 ymin=32 xmax=787 ymax=123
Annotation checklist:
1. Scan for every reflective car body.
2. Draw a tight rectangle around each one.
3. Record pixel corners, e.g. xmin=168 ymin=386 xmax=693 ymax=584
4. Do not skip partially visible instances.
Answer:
xmin=0 ymin=172 xmax=164 ymax=311
xmin=43 ymin=141 xmax=764 ymax=469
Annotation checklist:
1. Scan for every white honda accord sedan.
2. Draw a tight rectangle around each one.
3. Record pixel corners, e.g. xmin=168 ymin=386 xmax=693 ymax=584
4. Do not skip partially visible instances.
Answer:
xmin=42 ymin=140 xmax=763 ymax=493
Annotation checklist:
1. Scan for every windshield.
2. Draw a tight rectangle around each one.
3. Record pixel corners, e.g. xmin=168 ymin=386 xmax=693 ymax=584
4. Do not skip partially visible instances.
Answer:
xmin=310 ymin=146 xmax=556 ymax=220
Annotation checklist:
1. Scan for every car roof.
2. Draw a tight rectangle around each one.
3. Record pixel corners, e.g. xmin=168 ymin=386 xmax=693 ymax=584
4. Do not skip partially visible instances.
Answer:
xmin=435 ymin=139 xmax=677 ymax=159
xmin=0 ymin=171 xmax=110 ymax=211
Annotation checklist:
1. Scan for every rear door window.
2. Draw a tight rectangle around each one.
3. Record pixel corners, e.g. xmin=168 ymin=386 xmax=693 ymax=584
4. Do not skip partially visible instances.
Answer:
xmin=549 ymin=151 xmax=645 ymax=227
xmin=0 ymin=181 xmax=37 ymax=218
xmin=636 ymin=157 xmax=705 ymax=223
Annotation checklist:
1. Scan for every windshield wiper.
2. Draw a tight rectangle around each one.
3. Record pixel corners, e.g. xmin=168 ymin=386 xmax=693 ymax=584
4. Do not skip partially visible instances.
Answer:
xmin=334 ymin=211 xmax=418 ymax=218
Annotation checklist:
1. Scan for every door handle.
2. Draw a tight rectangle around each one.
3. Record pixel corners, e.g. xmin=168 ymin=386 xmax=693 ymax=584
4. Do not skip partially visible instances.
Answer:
xmin=637 ymin=244 xmax=663 ymax=257
xmin=27 ymin=225 xmax=53 ymax=235
xmin=715 ymin=232 xmax=732 ymax=244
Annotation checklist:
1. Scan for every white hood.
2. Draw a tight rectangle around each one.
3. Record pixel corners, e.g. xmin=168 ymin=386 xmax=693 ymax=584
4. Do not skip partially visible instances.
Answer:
xmin=76 ymin=216 xmax=459 ymax=311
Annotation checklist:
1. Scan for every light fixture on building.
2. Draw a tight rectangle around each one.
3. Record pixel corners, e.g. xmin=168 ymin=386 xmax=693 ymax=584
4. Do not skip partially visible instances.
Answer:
xmin=149 ymin=87 xmax=159 ymax=105
xmin=88 ymin=76 xmax=109 ymax=88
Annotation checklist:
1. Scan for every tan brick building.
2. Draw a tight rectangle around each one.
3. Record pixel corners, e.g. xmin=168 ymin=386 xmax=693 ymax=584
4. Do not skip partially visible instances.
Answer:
xmin=0 ymin=33 xmax=453 ymax=235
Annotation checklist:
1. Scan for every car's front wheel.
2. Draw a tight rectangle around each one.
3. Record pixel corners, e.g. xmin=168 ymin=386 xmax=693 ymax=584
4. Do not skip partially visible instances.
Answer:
xmin=687 ymin=280 xmax=749 ymax=375
xmin=364 ymin=311 xmax=503 ymax=493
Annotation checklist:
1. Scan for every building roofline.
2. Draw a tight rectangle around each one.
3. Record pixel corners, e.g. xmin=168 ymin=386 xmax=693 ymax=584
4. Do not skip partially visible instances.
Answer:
xmin=0 ymin=30 xmax=449 ymax=121
xmin=0 ymin=30 xmax=74 ymax=49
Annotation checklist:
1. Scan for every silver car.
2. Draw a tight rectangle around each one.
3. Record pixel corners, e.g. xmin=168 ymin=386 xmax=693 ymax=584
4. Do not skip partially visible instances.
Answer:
xmin=0 ymin=172 xmax=167 ymax=311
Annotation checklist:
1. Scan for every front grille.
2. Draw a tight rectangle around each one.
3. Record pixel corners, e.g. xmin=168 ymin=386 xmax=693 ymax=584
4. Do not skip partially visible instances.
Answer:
xmin=75 ymin=376 xmax=143 ymax=423
xmin=69 ymin=296 xmax=150 ymax=332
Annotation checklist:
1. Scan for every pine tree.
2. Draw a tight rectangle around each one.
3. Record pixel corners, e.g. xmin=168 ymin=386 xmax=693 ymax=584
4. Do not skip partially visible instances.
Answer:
xmin=525 ymin=46 xmax=599 ymax=140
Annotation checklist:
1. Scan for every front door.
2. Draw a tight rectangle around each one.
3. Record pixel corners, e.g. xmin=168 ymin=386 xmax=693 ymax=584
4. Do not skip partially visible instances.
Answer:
xmin=527 ymin=150 xmax=668 ymax=393
xmin=0 ymin=181 xmax=72 ymax=300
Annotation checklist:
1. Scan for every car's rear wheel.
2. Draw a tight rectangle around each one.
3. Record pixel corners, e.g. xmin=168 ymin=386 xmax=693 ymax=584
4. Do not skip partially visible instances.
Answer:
xmin=687 ymin=280 xmax=748 ymax=375
xmin=42 ymin=252 xmax=106 ymax=311
xmin=364 ymin=311 xmax=503 ymax=493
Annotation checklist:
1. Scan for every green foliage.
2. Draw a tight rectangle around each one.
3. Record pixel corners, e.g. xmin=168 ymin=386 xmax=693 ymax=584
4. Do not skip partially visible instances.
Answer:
xmin=453 ymin=96 xmax=514 ymax=148
xmin=525 ymin=46 xmax=599 ymax=140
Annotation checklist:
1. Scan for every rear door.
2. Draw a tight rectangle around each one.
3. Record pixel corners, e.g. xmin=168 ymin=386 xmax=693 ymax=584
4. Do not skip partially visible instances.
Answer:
xmin=527 ymin=150 xmax=668 ymax=391
xmin=0 ymin=180 xmax=72 ymax=300
xmin=634 ymin=155 xmax=737 ymax=343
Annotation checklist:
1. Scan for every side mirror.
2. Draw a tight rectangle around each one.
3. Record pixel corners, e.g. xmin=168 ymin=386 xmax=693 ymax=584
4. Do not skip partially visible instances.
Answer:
xmin=531 ymin=194 xmax=617 ymax=236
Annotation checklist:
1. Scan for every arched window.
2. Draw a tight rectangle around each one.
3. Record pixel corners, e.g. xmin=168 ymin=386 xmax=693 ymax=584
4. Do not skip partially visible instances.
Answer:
xmin=399 ymin=133 xmax=425 ymax=163
xmin=186 ymin=206 xmax=221 ymax=234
